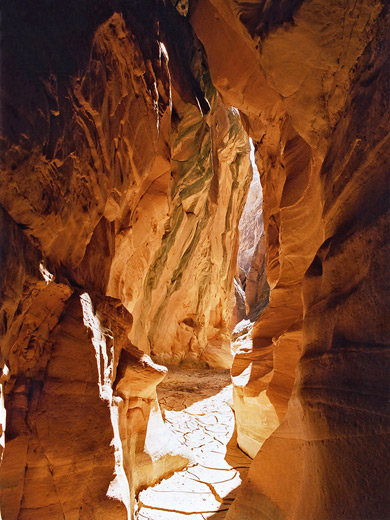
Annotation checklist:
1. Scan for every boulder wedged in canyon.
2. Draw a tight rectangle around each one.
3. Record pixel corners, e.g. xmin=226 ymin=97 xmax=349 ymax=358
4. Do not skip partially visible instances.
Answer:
xmin=0 ymin=2 xmax=251 ymax=518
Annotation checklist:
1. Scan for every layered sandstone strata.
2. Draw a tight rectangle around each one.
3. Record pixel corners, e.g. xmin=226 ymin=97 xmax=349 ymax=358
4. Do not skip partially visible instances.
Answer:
xmin=0 ymin=2 xmax=251 ymax=518
xmin=191 ymin=0 xmax=390 ymax=517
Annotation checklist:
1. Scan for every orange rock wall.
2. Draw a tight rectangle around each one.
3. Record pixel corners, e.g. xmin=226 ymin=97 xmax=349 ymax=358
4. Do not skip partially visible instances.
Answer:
xmin=191 ymin=0 xmax=390 ymax=517
xmin=0 ymin=2 xmax=251 ymax=518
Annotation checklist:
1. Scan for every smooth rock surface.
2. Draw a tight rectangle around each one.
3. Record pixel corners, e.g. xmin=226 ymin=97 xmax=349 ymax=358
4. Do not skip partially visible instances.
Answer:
xmin=191 ymin=0 xmax=390 ymax=518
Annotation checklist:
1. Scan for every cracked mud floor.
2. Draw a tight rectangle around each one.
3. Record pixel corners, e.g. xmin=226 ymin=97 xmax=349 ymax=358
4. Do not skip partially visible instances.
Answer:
xmin=135 ymin=368 xmax=251 ymax=519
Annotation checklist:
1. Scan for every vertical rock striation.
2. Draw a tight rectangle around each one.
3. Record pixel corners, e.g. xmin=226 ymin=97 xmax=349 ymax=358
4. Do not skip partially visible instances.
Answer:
xmin=236 ymin=140 xmax=268 ymax=320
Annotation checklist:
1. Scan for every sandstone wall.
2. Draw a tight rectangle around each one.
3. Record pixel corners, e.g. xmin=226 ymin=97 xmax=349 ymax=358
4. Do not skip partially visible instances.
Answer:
xmin=0 ymin=2 xmax=251 ymax=517
xmin=191 ymin=0 xmax=390 ymax=517
xmin=1 ymin=0 xmax=389 ymax=518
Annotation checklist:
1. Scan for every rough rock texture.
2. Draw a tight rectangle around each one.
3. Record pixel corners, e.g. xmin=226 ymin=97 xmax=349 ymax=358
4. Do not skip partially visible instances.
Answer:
xmin=244 ymin=233 xmax=269 ymax=318
xmin=112 ymin=95 xmax=251 ymax=368
xmin=0 ymin=2 xmax=251 ymax=518
xmin=232 ymin=278 xmax=247 ymax=325
xmin=191 ymin=0 xmax=390 ymax=518
xmin=0 ymin=205 xmax=186 ymax=519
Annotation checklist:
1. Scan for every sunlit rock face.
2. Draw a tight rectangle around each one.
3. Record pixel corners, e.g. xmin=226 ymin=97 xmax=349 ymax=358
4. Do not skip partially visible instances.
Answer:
xmin=236 ymin=141 xmax=268 ymax=319
xmin=110 ymin=94 xmax=251 ymax=369
xmin=237 ymin=143 xmax=263 ymax=279
xmin=0 ymin=2 xmax=251 ymax=518
xmin=191 ymin=0 xmax=390 ymax=518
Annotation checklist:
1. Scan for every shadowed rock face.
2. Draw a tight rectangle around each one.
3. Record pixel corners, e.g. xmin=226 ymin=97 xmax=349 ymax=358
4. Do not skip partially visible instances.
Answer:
xmin=1 ymin=0 xmax=389 ymax=519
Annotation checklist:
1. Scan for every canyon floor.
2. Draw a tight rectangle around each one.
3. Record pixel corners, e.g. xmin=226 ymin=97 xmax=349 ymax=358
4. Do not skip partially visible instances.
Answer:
xmin=135 ymin=368 xmax=251 ymax=519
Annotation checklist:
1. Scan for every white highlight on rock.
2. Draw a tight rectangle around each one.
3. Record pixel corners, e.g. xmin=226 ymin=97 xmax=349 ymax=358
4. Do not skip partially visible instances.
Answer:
xmin=231 ymin=362 xmax=252 ymax=387
xmin=106 ymin=402 xmax=132 ymax=520
xmin=80 ymin=292 xmax=112 ymax=399
xmin=79 ymin=293 xmax=131 ymax=518
xmin=0 ymin=365 xmax=9 ymax=461
xmin=159 ymin=42 xmax=169 ymax=62
xmin=237 ymin=138 xmax=263 ymax=275
xmin=39 ymin=261 xmax=54 ymax=284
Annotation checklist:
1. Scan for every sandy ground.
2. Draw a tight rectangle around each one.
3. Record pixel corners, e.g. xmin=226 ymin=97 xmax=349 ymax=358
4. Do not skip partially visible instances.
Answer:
xmin=135 ymin=368 xmax=251 ymax=519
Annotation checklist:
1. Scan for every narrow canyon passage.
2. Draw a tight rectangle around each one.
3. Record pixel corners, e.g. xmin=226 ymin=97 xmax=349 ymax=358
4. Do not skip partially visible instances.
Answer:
xmin=134 ymin=136 xmax=261 ymax=519
xmin=1 ymin=1 xmax=388 ymax=519
xmin=136 ymin=369 xmax=251 ymax=519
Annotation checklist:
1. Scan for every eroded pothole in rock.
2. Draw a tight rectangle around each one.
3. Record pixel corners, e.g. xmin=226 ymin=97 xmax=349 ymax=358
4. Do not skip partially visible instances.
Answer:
xmin=135 ymin=368 xmax=251 ymax=519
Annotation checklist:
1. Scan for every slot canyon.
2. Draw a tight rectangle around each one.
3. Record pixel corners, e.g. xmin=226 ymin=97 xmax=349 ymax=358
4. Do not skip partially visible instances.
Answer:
xmin=0 ymin=0 xmax=389 ymax=518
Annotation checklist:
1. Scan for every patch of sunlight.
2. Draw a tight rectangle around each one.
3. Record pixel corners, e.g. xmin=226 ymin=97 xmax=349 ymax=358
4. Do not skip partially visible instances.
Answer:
xmin=39 ymin=261 xmax=54 ymax=284
xmin=231 ymin=362 xmax=252 ymax=387
xmin=135 ymin=370 xmax=251 ymax=519
xmin=79 ymin=292 xmax=131 ymax=514
xmin=249 ymin=138 xmax=260 ymax=182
